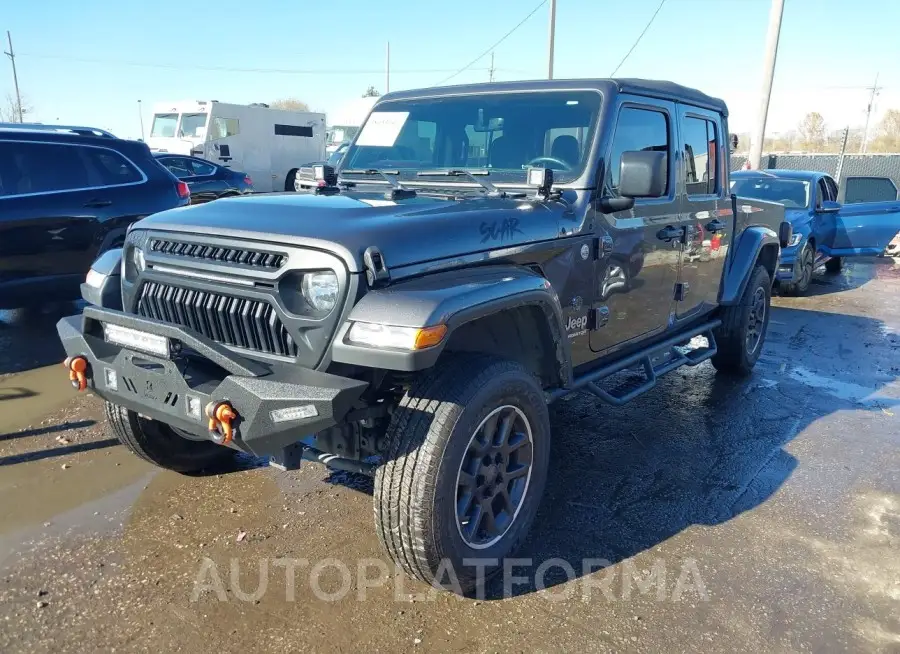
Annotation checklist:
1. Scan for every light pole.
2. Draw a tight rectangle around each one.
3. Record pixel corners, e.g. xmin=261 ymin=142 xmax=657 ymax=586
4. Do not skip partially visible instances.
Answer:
xmin=748 ymin=0 xmax=785 ymax=170
xmin=137 ymin=100 xmax=145 ymax=141
xmin=547 ymin=0 xmax=557 ymax=79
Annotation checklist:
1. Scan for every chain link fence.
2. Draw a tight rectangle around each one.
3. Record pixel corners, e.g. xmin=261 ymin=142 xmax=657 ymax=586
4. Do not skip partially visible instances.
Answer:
xmin=730 ymin=153 xmax=900 ymax=185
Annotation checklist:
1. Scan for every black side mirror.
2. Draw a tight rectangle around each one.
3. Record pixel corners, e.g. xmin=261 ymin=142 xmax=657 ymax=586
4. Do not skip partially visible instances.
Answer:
xmin=619 ymin=150 xmax=667 ymax=198
xmin=819 ymin=200 xmax=841 ymax=213
xmin=778 ymin=221 xmax=793 ymax=249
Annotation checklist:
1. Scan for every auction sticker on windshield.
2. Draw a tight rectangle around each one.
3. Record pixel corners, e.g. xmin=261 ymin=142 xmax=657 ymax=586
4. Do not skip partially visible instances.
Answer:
xmin=355 ymin=112 xmax=409 ymax=147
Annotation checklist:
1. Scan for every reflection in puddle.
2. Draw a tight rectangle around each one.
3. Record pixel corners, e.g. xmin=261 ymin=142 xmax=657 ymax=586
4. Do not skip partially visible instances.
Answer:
xmin=787 ymin=366 xmax=896 ymax=405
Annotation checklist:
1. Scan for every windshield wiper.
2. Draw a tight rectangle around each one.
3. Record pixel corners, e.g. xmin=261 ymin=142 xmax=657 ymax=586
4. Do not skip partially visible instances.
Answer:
xmin=340 ymin=169 xmax=417 ymax=200
xmin=416 ymin=169 xmax=507 ymax=198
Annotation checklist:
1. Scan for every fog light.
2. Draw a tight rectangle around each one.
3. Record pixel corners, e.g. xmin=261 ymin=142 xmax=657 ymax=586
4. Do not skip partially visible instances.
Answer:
xmin=270 ymin=404 xmax=318 ymax=423
xmin=186 ymin=395 xmax=202 ymax=420
xmin=104 ymin=367 xmax=118 ymax=391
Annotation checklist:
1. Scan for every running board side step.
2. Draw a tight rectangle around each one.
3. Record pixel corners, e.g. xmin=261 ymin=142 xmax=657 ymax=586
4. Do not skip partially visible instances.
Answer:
xmin=548 ymin=320 xmax=721 ymax=406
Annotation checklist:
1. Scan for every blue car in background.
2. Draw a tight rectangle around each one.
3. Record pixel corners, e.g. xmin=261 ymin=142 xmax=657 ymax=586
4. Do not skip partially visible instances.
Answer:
xmin=731 ymin=169 xmax=900 ymax=294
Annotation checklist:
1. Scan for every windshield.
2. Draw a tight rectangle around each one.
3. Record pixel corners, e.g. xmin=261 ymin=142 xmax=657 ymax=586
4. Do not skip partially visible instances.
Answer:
xmin=180 ymin=112 xmax=208 ymax=139
xmin=730 ymin=177 xmax=810 ymax=209
xmin=342 ymin=91 xmax=602 ymax=184
xmin=150 ymin=113 xmax=178 ymax=138
xmin=327 ymin=126 xmax=358 ymax=146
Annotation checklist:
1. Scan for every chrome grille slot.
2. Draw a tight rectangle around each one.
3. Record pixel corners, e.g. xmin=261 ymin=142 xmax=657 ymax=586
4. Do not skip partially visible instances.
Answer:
xmin=149 ymin=238 xmax=286 ymax=270
xmin=137 ymin=281 xmax=298 ymax=357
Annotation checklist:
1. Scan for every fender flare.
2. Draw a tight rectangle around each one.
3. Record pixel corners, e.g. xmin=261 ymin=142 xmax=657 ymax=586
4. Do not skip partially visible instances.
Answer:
xmin=330 ymin=265 xmax=572 ymax=383
xmin=719 ymin=226 xmax=780 ymax=305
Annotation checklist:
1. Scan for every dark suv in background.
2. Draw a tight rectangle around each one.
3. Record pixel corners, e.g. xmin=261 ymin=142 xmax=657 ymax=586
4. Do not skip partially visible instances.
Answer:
xmin=0 ymin=124 xmax=190 ymax=309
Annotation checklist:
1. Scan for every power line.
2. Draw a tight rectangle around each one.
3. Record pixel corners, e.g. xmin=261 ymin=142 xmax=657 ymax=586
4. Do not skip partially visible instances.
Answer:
xmin=609 ymin=0 xmax=667 ymax=77
xmin=16 ymin=53 xmax=492 ymax=76
xmin=434 ymin=0 xmax=548 ymax=86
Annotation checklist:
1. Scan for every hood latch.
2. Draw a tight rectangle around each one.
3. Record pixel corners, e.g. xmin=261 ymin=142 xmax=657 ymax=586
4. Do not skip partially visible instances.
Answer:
xmin=363 ymin=246 xmax=391 ymax=288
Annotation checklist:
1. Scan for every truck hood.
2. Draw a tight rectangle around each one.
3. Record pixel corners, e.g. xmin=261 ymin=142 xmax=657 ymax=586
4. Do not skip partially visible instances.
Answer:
xmin=134 ymin=190 xmax=561 ymax=273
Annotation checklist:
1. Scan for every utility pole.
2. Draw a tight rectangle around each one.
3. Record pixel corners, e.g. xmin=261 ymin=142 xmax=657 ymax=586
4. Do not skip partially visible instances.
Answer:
xmin=488 ymin=52 xmax=495 ymax=82
xmin=748 ymin=0 xmax=785 ymax=170
xmin=137 ymin=100 xmax=145 ymax=141
xmin=547 ymin=0 xmax=557 ymax=80
xmin=385 ymin=41 xmax=390 ymax=94
xmin=860 ymin=73 xmax=880 ymax=153
xmin=835 ymin=125 xmax=850 ymax=185
xmin=4 ymin=31 xmax=24 ymax=123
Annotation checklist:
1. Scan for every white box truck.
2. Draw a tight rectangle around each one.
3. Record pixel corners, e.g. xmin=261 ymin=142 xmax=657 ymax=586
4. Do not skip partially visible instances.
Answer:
xmin=146 ymin=101 xmax=326 ymax=192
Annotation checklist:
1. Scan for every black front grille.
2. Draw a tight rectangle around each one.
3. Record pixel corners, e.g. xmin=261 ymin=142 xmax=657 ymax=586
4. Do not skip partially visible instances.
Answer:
xmin=137 ymin=281 xmax=298 ymax=357
xmin=149 ymin=238 xmax=285 ymax=270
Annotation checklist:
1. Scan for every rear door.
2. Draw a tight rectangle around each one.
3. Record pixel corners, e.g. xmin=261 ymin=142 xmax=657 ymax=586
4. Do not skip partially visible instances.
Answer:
xmin=186 ymin=157 xmax=227 ymax=202
xmin=0 ymin=140 xmax=102 ymax=285
xmin=676 ymin=106 xmax=730 ymax=318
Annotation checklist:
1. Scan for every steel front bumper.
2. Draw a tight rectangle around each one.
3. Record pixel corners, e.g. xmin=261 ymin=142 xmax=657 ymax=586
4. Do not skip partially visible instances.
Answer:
xmin=56 ymin=307 xmax=368 ymax=457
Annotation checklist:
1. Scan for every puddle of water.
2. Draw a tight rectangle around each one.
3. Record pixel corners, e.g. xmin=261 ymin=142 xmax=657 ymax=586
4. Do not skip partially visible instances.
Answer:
xmin=787 ymin=366 xmax=896 ymax=406
xmin=0 ymin=365 xmax=78 ymax=433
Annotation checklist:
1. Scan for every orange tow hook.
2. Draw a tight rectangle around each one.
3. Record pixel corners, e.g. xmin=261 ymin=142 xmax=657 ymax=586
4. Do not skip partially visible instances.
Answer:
xmin=63 ymin=356 xmax=89 ymax=392
xmin=206 ymin=401 xmax=238 ymax=445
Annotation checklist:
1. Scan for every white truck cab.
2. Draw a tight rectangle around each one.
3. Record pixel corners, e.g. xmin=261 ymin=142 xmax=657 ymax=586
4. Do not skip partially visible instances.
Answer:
xmin=147 ymin=101 xmax=326 ymax=192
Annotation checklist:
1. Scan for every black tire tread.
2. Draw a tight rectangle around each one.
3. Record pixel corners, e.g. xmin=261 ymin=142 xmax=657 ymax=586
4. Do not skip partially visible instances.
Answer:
xmin=105 ymin=402 xmax=231 ymax=473
xmin=711 ymin=264 xmax=770 ymax=375
xmin=825 ymin=256 xmax=842 ymax=273
xmin=374 ymin=355 xmax=538 ymax=586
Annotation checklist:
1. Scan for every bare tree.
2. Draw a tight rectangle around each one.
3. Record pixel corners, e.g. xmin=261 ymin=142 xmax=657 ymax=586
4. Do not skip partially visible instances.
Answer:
xmin=869 ymin=109 xmax=900 ymax=152
xmin=362 ymin=86 xmax=381 ymax=98
xmin=0 ymin=92 xmax=30 ymax=122
xmin=270 ymin=98 xmax=310 ymax=112
xmin=796 ymin=112 xmax=827 ymax=151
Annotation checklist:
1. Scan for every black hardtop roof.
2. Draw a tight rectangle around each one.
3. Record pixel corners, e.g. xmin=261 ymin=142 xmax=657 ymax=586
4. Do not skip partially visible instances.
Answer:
xmin=378 ymin=78 xmax=728 ymax=117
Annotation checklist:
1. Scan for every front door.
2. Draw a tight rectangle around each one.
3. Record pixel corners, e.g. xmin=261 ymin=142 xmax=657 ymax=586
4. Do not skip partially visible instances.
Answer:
xmin=590 ymin=101 xmax=680 ymax=354
xmin=676 ymin=106 xmax=731 ymax=317
xmin=826 ymin=201 xmax=900 ymax=256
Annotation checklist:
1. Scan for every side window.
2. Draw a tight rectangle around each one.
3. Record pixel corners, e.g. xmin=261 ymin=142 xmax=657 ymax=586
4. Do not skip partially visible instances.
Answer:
xmin=160 ymin=157 xmax=193 ymax=179
xmin=606 ymin=106 xmax=670 ymax=195
xmin=824 ymin=176 xmax=838 ymax=202
xmin=0 ymin=141 xmax=90 ymax=195
xmin=80 ymin=148 xmax=143 ymax=186
xmin=210 ymin=117 xmax=240 ymax=139
xmin=189 ymin=159 xmax=216 ymax=176
xmin=683 ymin=115 xmax=718 ymax=195
xmin=816 ymin=179 xmax=828 ymax=209
xmin=843 ymin=177 xmax=898 ymax=203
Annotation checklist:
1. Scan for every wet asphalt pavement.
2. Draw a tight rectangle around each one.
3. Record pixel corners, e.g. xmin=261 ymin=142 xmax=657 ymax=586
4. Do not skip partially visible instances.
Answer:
xmin=0 ymin=259 xmax=898 ymax=653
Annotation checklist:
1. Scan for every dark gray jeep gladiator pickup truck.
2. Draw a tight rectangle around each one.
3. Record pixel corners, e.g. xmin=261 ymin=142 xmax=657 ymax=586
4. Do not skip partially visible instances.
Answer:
xmin=58 ymin=79 xmax=789 ymax=591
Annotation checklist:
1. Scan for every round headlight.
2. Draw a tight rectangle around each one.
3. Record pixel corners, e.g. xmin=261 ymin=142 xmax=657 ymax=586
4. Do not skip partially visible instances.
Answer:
xmin=132 ymin=246 xmax=146 ymax=272
xmin=301 ymin=271 xmax=338 ymax=312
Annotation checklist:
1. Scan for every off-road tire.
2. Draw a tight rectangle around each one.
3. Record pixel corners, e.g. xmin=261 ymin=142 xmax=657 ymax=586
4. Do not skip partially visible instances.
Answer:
xmin=711 ymin=264 xmax=771 ymax=376
xmin=780 ymin=243 xmax=814 ymax=296
xmin=105 ymin=402 xmax=232 ymax=473
xmin=374 ymin=355 xmax=551 ymax=593
xmin=285 ymin=169 xmax=299 ymax=192
xmin=825 ymin=256 xmax=842 ymax=273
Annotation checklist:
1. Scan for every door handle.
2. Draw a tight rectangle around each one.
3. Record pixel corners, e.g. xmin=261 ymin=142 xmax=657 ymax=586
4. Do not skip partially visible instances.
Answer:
xmin=83 ymin=199 xmax=112 ymax=208
xmin=656 ymin=225 xmax=685 ymax=242
xmin=706 ymin=219 xmax=727 ymax=233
